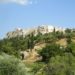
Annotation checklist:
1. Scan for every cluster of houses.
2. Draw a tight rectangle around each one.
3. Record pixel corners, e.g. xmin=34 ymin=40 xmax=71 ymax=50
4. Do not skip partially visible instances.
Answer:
xmin=6 ymin=25 xmax=65 ymax=38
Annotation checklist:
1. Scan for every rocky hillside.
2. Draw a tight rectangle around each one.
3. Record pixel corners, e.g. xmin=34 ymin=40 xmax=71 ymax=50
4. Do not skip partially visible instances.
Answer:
xmin=1 ymin=28 xmax=75 ymax=75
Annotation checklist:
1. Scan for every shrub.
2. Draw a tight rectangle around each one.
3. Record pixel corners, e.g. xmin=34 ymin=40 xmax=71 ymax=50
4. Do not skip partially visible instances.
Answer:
xmin=0 ymin=53 xmax=31 ymax=75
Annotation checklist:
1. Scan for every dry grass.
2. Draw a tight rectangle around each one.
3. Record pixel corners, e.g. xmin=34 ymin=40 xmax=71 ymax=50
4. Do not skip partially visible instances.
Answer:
xmin=56 ymin=38 xmax=67 ymax=47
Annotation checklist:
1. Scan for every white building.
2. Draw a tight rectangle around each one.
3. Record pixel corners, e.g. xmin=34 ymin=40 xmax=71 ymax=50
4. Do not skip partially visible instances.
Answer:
xmin=6 ymin=25 xmax=65 ymax=38
xmin=37 ymin=25 xmax=54 ymax=34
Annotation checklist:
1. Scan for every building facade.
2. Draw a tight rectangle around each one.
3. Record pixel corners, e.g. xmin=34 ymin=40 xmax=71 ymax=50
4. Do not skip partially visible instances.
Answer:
xmin=6 ymin=25 xmax=65 ymax=38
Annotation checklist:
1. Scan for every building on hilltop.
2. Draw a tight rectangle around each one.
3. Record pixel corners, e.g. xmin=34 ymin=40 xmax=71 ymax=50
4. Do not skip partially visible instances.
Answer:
xmin=37 ymin=25 xmax=65 ymax=34
xmin=6 ymin=25 xmax=65 ymax=38
xmin=6 ymin=28 xmax=36 ymax=38
xmin=37 ymin=25 xmax=54 ymax=34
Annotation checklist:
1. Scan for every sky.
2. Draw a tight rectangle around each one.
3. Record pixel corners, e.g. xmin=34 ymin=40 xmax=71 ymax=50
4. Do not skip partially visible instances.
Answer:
xmin=0 ymin=0 xmax=75 ymax=38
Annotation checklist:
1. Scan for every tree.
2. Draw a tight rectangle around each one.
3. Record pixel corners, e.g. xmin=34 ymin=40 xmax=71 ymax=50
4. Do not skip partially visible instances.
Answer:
xmin=65 ymin=42 xmax=75 ymax=56
xmin=43 ymin=54 xmax=75 ymax=75
xmin=66 ymin=33 xmax=72 ymax=44
xmin=35 ymin=32 xmax=44 ymax=43
xmin=27 ymin=33 xmax=35 ymax=50
xmin=43 ymin=33 xmax=56 ymax=43
xmin=65 ymin=28 xmax=71 ymax=33
xmin=0 ymin=53 xmax=31 ymax=75
xmin=55 ymin=31 xmax=65 ymax=39
xmin=39 ymin=43 xmax=63 ymax=63
xmin=0 ymin=39 xmax=15 ymax=55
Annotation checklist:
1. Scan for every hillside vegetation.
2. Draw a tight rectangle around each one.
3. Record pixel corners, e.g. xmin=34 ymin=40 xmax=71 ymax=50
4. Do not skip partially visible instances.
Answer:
xmin=0 ymin=28 xmax=75 ymax=75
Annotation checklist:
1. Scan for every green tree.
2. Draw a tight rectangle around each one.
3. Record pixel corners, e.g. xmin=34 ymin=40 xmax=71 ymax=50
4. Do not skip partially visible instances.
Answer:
xmin=39 ymin=43 xmax=63 ymax=63
xmin=27 ymin=33 xmax=35 ymax=50
xmin=42 ymin=54 xmax=75 ymax=75
xmin=66 ymin=42 xmax=75 ymax=56
xmin=55 ymin=31 xmax=65 ymax=39
xmin=43 ymin=33 xmax=56 ymax=43
xmin=66 ymin=34 xmax=72 ymax=44
xmin=65 ymin=28 xmax=71 ymax=33
xmin=0 ymin=53 xmax=31 ymax=75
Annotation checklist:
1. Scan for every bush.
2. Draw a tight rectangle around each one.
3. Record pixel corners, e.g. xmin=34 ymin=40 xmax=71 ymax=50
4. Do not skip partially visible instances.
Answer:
xmin=43 ymin=54 xmax=75 ymax=75
xmin=0 ymin=53 xmax=31 ymax=75
xmin=39 ymin=43 xmax=64 ymax=63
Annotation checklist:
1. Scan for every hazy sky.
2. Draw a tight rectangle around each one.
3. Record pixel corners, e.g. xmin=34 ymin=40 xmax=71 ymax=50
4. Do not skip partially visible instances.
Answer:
xmin=0 ymin=0 xmax=75 ymax=38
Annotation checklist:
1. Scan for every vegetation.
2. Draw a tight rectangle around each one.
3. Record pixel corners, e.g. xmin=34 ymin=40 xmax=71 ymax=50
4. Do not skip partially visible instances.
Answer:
xmin=39 ymin=43 xmax=64 ymax=63
xmin=0 ymin=28 xmax=75 ymax=75
xmin=0 ymin=53 xmax=31 ymax=75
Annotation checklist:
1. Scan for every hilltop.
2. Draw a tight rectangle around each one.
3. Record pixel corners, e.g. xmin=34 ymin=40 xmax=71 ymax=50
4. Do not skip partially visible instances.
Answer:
xmin=6 ymin=25 xmax=65 ymax=38
xmin=0 ymin=26 xmax=75 ymax=61
xmin=0 ymin=26 xmax=75 ymax=75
